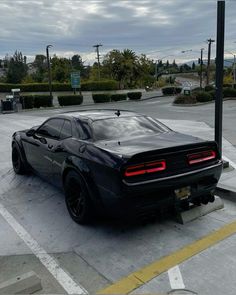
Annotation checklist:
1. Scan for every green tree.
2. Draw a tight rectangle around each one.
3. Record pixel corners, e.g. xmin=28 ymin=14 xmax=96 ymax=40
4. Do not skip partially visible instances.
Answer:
xmin=6 ymin=51 xmax=27 ymax=83
xmin=71 ymin=54 xmax=88 ymax=78
xmin=51 ymin=55 xmax=71 ymax=82
xmin=32 ymin=54 xmax=47 ymax=82
xmin=192 ymin=62 xmax=196 ymax=70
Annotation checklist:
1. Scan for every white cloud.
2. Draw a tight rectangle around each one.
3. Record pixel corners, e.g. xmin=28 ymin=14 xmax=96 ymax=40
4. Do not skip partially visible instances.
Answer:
xmin=0 ymin=0 xmax=235 ymax=64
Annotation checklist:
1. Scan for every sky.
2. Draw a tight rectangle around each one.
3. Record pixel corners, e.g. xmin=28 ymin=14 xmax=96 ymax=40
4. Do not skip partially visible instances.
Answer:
xmin=0 ymin=0 xmax=236 ymax=65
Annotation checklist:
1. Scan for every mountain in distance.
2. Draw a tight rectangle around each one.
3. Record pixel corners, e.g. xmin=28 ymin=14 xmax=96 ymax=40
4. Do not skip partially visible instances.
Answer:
xmin=184 ymin=58 xmax=234 ymax=68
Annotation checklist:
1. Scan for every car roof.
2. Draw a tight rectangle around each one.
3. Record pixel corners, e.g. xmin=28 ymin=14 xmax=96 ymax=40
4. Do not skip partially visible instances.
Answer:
xmin=56 ymin=109 xmax=143 ymax=121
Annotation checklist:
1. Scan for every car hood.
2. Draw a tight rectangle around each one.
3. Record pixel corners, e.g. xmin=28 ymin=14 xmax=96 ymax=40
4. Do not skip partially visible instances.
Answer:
xmin=95 ymin=131 xmax=205 ymax=157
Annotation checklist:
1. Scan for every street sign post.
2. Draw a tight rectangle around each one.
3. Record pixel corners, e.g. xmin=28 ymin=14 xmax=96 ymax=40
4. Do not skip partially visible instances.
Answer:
xmin=70 ymin=72 xmax=81 ymax=94
xmin=215 ymin=0 xmax=225 ymax=158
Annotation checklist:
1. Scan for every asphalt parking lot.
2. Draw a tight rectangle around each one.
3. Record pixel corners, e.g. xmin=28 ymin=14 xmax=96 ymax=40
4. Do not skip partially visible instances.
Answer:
xmin=1 ymin=103 xmax=236 ymax=294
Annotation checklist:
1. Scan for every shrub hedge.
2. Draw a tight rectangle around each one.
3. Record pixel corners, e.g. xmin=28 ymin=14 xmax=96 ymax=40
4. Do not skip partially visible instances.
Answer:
xmin=174 ymin=95 xmax=197 ymax=104
xmin=192 ymin=87 xmax=203 ymax=93
xmin=58 ymin=95 xmax=83 ymax=106
xmin=223 ymin=83 xmax=232 ymax=88
xmin=34 ymin=95 xmax=52 ymax=108
xmin=208 ymin=90 xmax=216 ymax=100
xmin=20 ymin=94 xmax=52 ymax=109
xmin=92 ymin=93 xmax=111 ymax=103
xmin=162 ymin=86 xmax=182 ymax=95
xmin=127 ymin=92 xmax=142 ymax=100
xmin=0 ymin=80 xmax=119 ymax=93
xmin=205 ymin=85 xmax=215 ymax=92
xmin=110 ymin=94 xmax=127 ymax=101
xmin=195 ymin=91 xmax=213 ymax=102
xmin=223 ymin=87 xmax=236 ymax=98
xmin=20 ymin=95 xmax=34 ymax=109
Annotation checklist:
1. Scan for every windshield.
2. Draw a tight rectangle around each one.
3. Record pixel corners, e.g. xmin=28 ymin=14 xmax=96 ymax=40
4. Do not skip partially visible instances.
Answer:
xmin=92 ymin=116 xmax=170 ymax=141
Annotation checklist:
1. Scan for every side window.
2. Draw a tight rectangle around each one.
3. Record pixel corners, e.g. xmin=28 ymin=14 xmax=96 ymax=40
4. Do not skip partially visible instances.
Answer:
xmin=76 ymin=119 xmax=91 ymax=140
xmin=36 ymin=119 xmax=64 ymax=139
xmin=60 ymin=120 xmax=72 ymax=140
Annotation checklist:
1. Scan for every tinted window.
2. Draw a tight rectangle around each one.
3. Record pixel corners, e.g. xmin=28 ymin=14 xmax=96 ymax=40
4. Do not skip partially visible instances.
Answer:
xmin=76 ymin=120 xmax=92 ymax=140
xmin=36 ymin=119 xmax=64 ymax=139
xmin=60 ymin=120 xmax=72 ymax=139
xmin=92 ymin=116 xmax=169 ymax=141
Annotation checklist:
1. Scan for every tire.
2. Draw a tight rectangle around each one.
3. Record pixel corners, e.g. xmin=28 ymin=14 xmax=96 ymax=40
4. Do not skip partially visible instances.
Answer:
xmin=64 ymin=170 xmax=93 ymax=224
xmin=12 ymin=144 xmax=28 ymax=175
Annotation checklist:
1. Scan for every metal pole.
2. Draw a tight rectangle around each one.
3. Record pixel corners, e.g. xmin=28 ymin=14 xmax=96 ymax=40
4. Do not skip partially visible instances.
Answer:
xmin=200 ymin=48 xmax=204 ymax=89
xmin=46 ymin=45 xmax=53 ymax=102
xmin=234 ymin=54 xmax=236 ymax=85
xmin=215 ymin=1 xmax=225 ymax=158
xmin=207 ymin=39 xmax=215 ymax=85
xmin=155 ymin=61 xmax=157 ymax=80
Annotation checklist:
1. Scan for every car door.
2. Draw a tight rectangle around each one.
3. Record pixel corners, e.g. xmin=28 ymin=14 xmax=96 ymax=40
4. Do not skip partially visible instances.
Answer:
xmin=52 ymin=119 xmax=73 ymax=188
xmin=24 ymin=118 xmax=64 ymax=180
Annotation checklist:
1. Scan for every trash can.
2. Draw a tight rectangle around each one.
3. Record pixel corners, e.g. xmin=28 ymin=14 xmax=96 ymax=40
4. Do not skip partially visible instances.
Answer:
xmin=1 ymin=100 xmax=13 ymax=112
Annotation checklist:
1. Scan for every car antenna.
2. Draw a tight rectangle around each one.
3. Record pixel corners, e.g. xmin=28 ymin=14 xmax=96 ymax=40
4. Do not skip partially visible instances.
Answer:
xmin=115 ymin=110 xmax=121 ymax=117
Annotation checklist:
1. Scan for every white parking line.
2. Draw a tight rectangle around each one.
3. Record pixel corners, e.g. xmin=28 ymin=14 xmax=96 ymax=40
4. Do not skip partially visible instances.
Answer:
xmin=168 ymin=265 xmax=185 ymax=290
xmin=0 ymin=202 xmax=88 ymax=295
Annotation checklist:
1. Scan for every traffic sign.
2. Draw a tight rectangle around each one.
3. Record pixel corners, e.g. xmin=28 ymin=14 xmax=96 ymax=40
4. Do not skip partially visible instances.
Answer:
xmin=71 ymin=72 xmax=80 ymax=89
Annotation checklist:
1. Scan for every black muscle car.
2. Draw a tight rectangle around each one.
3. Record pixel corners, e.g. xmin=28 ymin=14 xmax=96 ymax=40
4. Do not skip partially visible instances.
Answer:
xmin=12 ymin=110 xmax=223 ymax=224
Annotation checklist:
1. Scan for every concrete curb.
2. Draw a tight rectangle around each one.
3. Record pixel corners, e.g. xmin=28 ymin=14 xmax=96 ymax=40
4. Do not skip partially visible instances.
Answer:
xmin=177 ymin=196 xmax=224 ymax=224
xmin=0 ymin=271 xmax=42 ymax=294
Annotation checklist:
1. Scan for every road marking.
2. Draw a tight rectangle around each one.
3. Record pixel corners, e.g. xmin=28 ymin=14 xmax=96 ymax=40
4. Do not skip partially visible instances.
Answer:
xmin=0 ymin=202 xmax=87 ymax=295
xmin=98 ymin=220 xmax=236 ymax=294
xmin=168 ymin=265 xmax=185 ymax=290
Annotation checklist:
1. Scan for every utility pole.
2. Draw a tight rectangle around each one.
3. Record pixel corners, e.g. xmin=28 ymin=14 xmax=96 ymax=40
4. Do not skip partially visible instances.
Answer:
xmin=207 ymin=38 xmax=215 ymax=85
xmin=93 ymin=44 xmax=102 ymax=80
xmin=233 ymin=54 xmax=236 ymax=85
xmin=215 ymin=0 xmax=225 ymax=158
xmin=200 ymin=48 xmax=204 ymax=89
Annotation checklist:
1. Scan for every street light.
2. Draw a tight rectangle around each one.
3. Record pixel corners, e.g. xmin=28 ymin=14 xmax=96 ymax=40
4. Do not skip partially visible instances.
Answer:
xmin=46 ymin=45 xmax=53 ymax=101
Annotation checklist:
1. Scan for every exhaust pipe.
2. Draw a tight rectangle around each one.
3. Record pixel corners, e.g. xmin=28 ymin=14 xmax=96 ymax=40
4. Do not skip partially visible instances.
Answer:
xmin=201 ymin=193 xmax=215 ymax=205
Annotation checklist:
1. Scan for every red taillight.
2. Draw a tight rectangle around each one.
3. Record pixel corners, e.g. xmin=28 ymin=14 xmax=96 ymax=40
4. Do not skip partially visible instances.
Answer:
xmin=124 ymin=160 xmax=166 ymax=177
xmin=187 ymin=150 xmax=216 ymax=165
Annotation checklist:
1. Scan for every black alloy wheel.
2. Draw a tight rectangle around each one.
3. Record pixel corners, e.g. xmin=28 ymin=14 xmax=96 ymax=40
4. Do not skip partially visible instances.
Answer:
xmin=12 ymin=144 xmax=27 ymax=175
xmin=64 ymin=171 xmax=93 ymax=224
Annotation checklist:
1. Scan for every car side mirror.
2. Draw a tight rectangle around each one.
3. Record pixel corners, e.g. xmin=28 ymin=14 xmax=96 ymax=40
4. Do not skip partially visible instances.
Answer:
xmin=26 ymin=129 xmax=36 ymax=137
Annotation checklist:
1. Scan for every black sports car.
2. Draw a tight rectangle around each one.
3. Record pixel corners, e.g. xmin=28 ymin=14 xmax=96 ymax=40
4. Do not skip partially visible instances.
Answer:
xmin=12 ymin=110 xmax=223 ymax=224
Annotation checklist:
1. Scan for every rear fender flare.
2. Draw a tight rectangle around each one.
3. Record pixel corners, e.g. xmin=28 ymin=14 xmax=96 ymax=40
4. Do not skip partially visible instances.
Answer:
xmin=62 ymin=156 xmax=103 ymax=206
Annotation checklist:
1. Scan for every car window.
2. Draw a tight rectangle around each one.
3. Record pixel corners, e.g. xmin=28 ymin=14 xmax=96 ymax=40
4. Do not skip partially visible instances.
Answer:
xmin=92 ymin=116 xmax=169 ymax=141
xmin=76 ymin=119 xmax=92 ymax=140
xmin=60 ymin=120 xmax=73 ymax=140
xmin=36 ymin=119 xmax=64 ymax=139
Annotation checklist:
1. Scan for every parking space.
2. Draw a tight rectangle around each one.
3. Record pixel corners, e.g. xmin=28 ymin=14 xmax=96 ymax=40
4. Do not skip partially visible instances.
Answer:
xmin=1 ymin=108 xmax=236 ymax=294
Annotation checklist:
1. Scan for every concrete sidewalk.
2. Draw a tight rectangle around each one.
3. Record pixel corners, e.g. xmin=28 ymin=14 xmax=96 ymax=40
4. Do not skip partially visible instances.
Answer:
xmin=160 ymin=119 xmax=236 ymax=194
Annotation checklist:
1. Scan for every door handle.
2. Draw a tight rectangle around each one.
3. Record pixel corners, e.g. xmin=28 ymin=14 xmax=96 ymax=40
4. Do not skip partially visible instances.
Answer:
xmin=79 ymin=145 xmax=86 ymax=153
xmin=48 ymin=144 xmax=54 ymax=150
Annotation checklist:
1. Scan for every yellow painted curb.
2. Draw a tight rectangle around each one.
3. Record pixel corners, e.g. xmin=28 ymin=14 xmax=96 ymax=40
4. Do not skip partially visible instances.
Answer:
xmin=98 ymin=220 xmax=236 ymax=294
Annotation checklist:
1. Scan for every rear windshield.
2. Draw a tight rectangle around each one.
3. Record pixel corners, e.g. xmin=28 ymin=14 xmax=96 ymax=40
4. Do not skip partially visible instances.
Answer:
xmin=92 ymin=116 xmax=169 ymax=141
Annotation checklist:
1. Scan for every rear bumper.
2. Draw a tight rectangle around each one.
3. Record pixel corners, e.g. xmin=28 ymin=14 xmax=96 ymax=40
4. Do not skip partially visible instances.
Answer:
xmin=100 ymin=161 xmax=223 ymax=217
